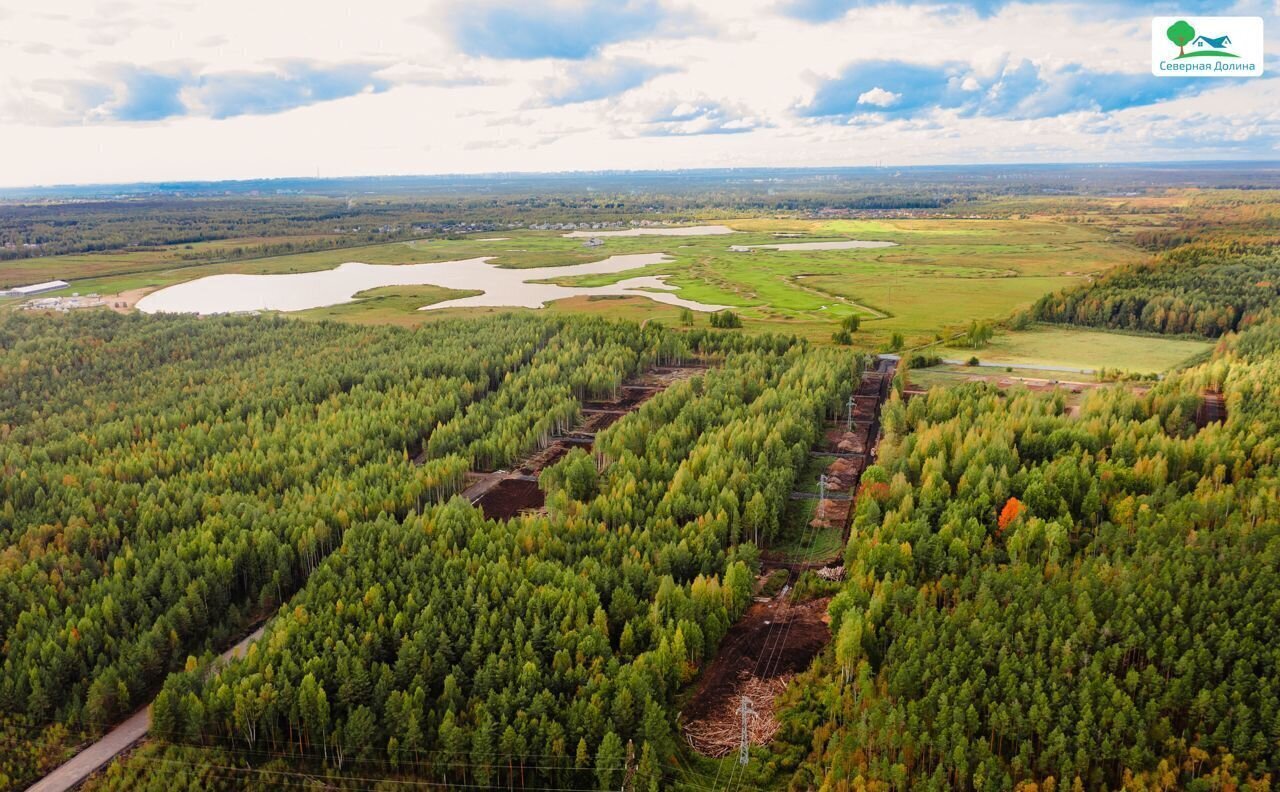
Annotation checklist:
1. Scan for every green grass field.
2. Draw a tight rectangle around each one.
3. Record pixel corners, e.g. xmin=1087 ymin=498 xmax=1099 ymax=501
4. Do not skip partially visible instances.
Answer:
xmin=772 ymin=521 xmax=845 ymax=566
xmin=768 ymin=452 xmax=848 ymax=566
xmin=802 ymin=271 xmax=1080 ymax=338
xmin=931 ymin=325 xmax=1213 ymax=374
xmin=292 ymin=285 xmax=484 ymax=325
xmin=1 ymin=217 xmax=1144 ymax=347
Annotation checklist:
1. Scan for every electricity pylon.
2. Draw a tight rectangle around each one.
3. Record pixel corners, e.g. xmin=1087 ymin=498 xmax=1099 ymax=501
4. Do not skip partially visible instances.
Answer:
xmin=738 ymin=696 xmax=757 ymax=766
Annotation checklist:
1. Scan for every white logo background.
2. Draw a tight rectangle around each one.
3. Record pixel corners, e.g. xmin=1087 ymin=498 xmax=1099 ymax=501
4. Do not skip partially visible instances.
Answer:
xmin=1152 ymin=16 xmax=1264 ymax=77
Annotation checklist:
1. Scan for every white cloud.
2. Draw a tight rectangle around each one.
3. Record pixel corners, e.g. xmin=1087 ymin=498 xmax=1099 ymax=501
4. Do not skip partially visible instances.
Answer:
xmin=857 ymin=87 xmax=900 ymax=107
xmin=0 ymin=0 xmax=1275 ymax=186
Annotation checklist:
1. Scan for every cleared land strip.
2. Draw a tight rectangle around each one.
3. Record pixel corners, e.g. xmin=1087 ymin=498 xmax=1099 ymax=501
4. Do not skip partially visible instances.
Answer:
xmin=470 ymin=363 xmax=711 ymax=520
xmin=682 ymin=356 xmax=897 ymax=760
xmin=25 ymin=625 xmax=267 ymax=792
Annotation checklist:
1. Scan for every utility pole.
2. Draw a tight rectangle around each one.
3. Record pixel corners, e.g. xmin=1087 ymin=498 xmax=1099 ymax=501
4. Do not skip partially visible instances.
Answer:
xmin=619 ymin=739 xmax=635 ymax=792
xmin=738 ymin=696 xmax=757 ymax=766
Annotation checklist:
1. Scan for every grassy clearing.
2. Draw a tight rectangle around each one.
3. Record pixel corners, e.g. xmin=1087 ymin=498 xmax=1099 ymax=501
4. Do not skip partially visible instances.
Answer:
xmin=917 ymin=363 xmax=1103 ymax=381
xmin=802 ymin=271 xmax=1080 ymax=341
xmin=932 ymin=325 xmax=1213 ymax=374
xmin=905 ymin=367 xmax=1106 ymax=415
xmin=793 ymin=454 xmax=838 ymax=494
xmin=292 ymin=285 xmax=484 ymax=326
xmin=775 ymin=523 xmax=845 ymax=566
xmin=770 ymin=453 xmax=844 ymax=565
xmin=907 ymin=365 xmax=1100 ymax=391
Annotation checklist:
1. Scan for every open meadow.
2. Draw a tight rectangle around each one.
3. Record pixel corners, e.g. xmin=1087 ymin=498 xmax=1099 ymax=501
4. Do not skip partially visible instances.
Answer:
xmin=930 ymin=324 xmax=1214 ymax=374
xmin=3 ymin=214 xmax=1143 ymax=349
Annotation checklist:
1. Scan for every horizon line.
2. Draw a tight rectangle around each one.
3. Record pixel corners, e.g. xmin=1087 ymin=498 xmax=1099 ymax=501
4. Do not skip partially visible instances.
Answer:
xmin=4 ymin=159 xmax=1280 ymax=195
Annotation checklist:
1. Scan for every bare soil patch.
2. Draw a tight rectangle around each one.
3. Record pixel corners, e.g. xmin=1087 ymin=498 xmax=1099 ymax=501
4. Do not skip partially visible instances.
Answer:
xmin=516 ymin=443 xmax=572 ymax=476
xmin=582 ymin=386 xmax=658 ymax=411
xmin=810 ymin=498 xmax=852 ymax=531
xmin=823 ymin=457 xmax=864 ymax=492
xmin=683 ymin=596 xmax=831 ymax=757
xmin=823 ymin=423 xmax=870 ymax=455
xmin=475 ymin=478 xmax=544 ymax=520
xmin=467 ymin=363 xmax=711 ymax=519
xmin=101 ymin=287 xmax=157 ymax=312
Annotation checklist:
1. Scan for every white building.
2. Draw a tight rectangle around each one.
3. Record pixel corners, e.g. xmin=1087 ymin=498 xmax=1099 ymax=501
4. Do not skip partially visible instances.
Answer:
xmin=1 ymin=280 xmax=69 ymax=297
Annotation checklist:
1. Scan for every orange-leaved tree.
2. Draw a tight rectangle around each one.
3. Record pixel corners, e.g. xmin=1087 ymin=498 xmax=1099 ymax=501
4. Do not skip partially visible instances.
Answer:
xmin=997 ymin=497 xmax=1023 ymax=534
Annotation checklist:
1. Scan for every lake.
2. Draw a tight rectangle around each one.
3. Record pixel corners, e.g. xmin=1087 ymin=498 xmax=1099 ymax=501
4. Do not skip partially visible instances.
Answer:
xmin=135 ymin=253 xmax=731 ymax=315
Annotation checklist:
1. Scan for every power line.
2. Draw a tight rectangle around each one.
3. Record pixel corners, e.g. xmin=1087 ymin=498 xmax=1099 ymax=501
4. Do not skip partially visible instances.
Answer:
xmin=142 ymin=728 xmax=726 ymax=788
xmin=721 ymin=364 xmax=865 ymax=792
xmin=5 ymin=706 xmax=729 ymax=789
xmin=735 ymin=360 xmax=876 ymax=790
xmin=153 ymin=727 xmax=718 ymax=779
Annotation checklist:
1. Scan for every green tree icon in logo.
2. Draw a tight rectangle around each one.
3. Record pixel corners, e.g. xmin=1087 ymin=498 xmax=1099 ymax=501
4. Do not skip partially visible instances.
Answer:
xmin=1167 ymin=20 xmax=1195 ymax=57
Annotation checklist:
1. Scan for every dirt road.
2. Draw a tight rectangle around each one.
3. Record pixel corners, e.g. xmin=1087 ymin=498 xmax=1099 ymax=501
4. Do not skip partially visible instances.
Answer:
xmin=25 ymin=624 xmax=267 ymax=792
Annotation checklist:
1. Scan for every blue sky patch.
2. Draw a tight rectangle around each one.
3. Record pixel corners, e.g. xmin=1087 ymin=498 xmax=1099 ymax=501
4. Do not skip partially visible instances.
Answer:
xmin=801 ymin=58 xmax=1213 ymax=121
xmin=538 ymin=59 xmax=674 ymax=105
xmin=779 ymin=0 xmax=1238 ymax=23
xmin=86 ymin=62 xmax=388 ymax=122
xmin=191 ymin=63 xmax=389 ymax=119
xmin=112 ymin=68 xmax=187 ymax=121
xmin=447 ymin=0 xmax=670 ymax=60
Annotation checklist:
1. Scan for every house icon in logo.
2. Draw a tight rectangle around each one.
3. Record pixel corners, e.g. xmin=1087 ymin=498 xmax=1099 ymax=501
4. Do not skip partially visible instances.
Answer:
xmin=1166 ymin=20 xmax=1239 ymax=58
xmin=1192 ymin=34 xmax=1232 ymax=49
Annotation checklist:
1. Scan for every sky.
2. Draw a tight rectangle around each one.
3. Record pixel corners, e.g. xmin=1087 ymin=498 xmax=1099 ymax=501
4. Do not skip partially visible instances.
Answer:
xmin=0 ymin=0 xmax=1278 ymax=186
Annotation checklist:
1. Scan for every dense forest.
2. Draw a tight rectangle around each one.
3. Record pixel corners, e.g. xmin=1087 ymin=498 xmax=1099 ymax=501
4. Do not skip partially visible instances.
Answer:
xmin=0 ymin=312 xmax=684 ymax=787
xmin=1033 ymin=244 xmax=1280 ymax=336
xmin=0 ymin=310 xmax=858 ymax=790
xmin=66 ymin=302 xmax=1280 ymax=792
xmin=126 ymin=344 xmax=853 ymax=790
